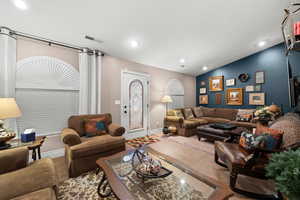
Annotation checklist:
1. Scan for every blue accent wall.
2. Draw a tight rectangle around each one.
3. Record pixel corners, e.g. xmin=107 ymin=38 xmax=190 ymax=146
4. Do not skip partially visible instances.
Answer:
xmin=196 ymin=43 xmax=300 ymax=113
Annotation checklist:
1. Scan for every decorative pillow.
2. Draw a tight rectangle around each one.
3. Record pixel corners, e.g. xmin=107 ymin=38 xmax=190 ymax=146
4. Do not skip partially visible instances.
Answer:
xmin=255 ymin=127 xmax=284 ymax=150
xmin=84 ymin=117 xmax=107 ymax=137
xmin=174 ymin=109 xmax=184 ymax=119
xmin=193 ymin=107 xmax=204 ymax=118
xmin=236 ymin=109 xmax=254 ymax=122
xmin=239 ymin=132 xmax=256 ymax=150
xmin=183 ymin=108 xmax=195 ymax=120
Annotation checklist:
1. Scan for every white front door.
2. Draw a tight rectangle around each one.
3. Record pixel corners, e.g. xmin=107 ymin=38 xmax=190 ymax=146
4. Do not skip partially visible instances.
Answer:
xmin=121 ymin=71 xmax=150 ymax=139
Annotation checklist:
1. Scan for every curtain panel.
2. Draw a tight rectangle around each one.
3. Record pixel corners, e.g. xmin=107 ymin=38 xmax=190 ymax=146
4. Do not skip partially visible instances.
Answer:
xmin=79 ymin=50 xmax=102 ymax=114
xmin=0 ymin=27 xmax=17 ymax=132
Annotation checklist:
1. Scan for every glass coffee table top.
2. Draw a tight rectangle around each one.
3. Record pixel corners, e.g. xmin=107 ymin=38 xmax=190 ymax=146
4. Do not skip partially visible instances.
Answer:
xmin=104 ymin=148 xmax=220 ymax=200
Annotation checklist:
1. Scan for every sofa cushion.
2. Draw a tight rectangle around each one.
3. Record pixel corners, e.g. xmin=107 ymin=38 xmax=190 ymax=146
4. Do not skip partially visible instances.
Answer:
xmin=182 ymin=120 xmax=201 ymax=129
xmin=189 ymin=118 xmax=208 ymax=125
xmin=214 ymin=108 xmax=238 ymax=121
xmin=70 ymin=135 xmax=125 ymax=159
xmin=200 ymin=117 xmax=230 ymax=123
xmin=201 ymin=107 xmax=216 ymax=117
xmin=68 ymin=114 xmax=112 ymax=136
xmin=229 ymin=121 xmax=256 ymax=128
xmin=193 ymin=107 xmax=204 ymax=118
xmin=183 ymin=108 xmax=195 ymax=120
xmin=11 ymin=188 xmax=56 ymax=200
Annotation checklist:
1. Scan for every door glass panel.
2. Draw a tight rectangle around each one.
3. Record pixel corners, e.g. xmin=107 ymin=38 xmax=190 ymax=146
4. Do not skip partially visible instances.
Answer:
xmin=129 ymin=79 xmax=144 ymax=130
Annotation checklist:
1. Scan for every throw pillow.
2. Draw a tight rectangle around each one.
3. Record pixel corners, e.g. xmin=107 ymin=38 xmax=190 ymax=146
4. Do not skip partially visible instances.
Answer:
xmin=236 ymin=109 xmax=254 ymax=122
xmin=239 ymin=132 xmax=256 ymax=150
xmin=193 ymin=107 xmax=204 ymax=118
xmin=174 ymin=110 xmax=184 ymax=119
xmin=84 ymin=117 xmax=107 ymax=137
xmin=183 ymin=108 xmax=195 ymax=120
xmin=255 ymin=126 xmax=284 ymax=150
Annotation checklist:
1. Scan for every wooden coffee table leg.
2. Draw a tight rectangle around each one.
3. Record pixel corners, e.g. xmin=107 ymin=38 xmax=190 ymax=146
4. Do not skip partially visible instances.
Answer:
xmin=97 ymin=170 xmax=112 ymax=197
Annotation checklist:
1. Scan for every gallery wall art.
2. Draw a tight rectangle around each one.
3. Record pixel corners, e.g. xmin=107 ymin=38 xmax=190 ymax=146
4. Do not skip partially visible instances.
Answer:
xmin=226 ymin=88 xmax=243 ymax=105
xmin=209 ymin=76 xmax=223 ymax=91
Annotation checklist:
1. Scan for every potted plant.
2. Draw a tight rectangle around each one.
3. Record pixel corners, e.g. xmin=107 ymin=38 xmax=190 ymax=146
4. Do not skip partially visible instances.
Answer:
xmin=266 ymin=149 xmax=300 ymax=200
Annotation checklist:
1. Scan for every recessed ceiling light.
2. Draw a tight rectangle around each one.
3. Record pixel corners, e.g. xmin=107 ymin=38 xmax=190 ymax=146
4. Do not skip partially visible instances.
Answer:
xmin=130 ymin=40 xmax=139 ymax=48
xmin=258 ymin=41 xmax=266 ymax=47
xmin=12 ymin=0 xmax=28 ymax=10
xmin=202 ymin=66 xmax=208 ymax=71
xmin=179 ymin=58 xmax=185 ymax=64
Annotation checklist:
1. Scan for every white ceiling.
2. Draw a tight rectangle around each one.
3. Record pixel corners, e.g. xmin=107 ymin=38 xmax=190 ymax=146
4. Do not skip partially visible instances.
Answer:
xmin=0 ymin=0 xmax=289 ymax=76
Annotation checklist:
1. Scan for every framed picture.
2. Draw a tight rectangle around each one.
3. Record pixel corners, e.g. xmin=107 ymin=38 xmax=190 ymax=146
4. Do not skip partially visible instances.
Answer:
xmin=226 ymin=88 xmax=243 ymax=105
xmin=215 ymin=93 xmax=222 ymax=104
xmin=255 ymin=71 xmax=265 ymax=84
xmin=200 ymin=81 xmax=206 ymax=86
xmin=255 ymin=84 xmax=261 ymax=92
xmin=209 ymin=76 xmax=224 ymax=91
xmin=199 ymin=95 xmax=208 ymax=104
xmin=249 ymin=93 xmax=265 ymax=105
xmin=200 ymin=88 xmax=206 ymax=94
xmin=226 ymin=78 xmax=235 ymax=86
xmin=245 ymin=85 xmax=254 ymax=92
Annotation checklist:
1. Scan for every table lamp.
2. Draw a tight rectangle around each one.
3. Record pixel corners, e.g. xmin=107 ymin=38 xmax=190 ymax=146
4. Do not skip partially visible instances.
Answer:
xmin=161 ymin=95 xmax=173 ymax=115
xmin=0 ymin=98 xmax=22 ymax=149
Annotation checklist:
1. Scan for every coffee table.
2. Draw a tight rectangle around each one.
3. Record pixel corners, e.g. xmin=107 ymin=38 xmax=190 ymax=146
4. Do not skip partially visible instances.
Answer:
xmin=96 ymin=147 xmax=232 ymax=200
xmin=197 ymin=124 xmax=247 ymax=142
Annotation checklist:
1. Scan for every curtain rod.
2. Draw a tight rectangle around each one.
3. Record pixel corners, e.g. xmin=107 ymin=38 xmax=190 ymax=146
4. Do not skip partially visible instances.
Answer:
xmin=0 ymin=26 xmax=104 ymax=56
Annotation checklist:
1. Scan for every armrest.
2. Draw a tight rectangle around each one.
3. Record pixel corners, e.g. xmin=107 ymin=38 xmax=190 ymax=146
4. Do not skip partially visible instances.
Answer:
xmin=164 ymin=116 xmax=184 ymax=124
xmin=285 ymin=142 xmax=300 ymax=150
xmin=0 ymin=147 xmax=28 ymax=175
xmin=108 ymin=123 xmax=125 ymax=136
xmin=61 ymin=128 xmax=81 ymax=146
xmin=0 ymin=158 xmax=57 ymax=200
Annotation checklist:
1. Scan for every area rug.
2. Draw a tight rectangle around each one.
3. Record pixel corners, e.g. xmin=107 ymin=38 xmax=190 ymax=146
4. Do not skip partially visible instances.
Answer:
xmin=57 ymin=170 xmax=116 ymax=200
xmin=126 ymin=135 xmax=160 ymax=148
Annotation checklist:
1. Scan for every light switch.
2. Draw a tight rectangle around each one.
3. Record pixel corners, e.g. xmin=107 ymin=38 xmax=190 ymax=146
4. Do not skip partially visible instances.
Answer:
xmin=115 ymin=100 xmax=121 ymax=105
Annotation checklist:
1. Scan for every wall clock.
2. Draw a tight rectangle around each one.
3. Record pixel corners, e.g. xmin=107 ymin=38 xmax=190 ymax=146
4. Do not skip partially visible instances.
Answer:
xmin=238 ymin=73 xmax=249 ymax=82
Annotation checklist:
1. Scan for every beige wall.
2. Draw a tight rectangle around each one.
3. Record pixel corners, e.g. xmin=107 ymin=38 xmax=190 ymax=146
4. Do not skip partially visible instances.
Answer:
xmin=17 ymin=38 xmax=79 ymax=70
xmin=101 ymin=55 xmax=196 ymax=130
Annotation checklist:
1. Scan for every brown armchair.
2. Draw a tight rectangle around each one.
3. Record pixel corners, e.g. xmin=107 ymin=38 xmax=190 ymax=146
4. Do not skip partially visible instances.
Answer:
xmin=61 ymin=113 xmax=126 ymax=177
xmin=214 ymin=113 xmax=300 ymax=199
xmin=0 ymin=147 xmax=57 ymax=200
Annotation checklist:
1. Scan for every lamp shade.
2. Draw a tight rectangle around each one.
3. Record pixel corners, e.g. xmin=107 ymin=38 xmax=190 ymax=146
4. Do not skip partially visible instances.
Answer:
xmin=161 ymin=95 xmax=173 ymax=103
xmin=0 ymin=98 xmax=22 ymax=120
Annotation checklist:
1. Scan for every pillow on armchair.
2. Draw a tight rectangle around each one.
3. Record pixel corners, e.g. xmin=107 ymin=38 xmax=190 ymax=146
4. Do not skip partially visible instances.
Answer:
xmin=84 ymin=117 xmax=108 ymax=137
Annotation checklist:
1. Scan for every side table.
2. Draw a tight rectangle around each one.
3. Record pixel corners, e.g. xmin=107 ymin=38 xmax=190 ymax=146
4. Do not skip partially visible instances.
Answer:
xmin=8 ymin=136 xmax=46 ymax=161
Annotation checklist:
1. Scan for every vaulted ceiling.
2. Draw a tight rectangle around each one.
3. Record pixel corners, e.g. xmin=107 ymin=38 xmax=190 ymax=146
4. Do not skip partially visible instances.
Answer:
xmin=0 ymin=0 xmax=288 ymax=76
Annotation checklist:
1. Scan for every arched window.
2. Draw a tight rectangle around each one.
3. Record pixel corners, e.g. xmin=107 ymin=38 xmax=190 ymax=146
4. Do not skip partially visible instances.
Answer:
xmin=129 ymin=79 xmax=144 ymax=130
xmin=16 ymin=56 xmax=79 ymax=135
xmin=166 ymin=79 xmax=185 ymax=109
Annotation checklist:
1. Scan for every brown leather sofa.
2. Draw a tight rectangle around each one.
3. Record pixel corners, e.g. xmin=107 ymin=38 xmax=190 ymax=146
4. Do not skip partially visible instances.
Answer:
xmin=0 ymin=147 xmax=57 ymax=200
xmin=164 ymin=106 xmax=256 ymax=137
xmin=61 ymin=113 xmax=126 ymax=177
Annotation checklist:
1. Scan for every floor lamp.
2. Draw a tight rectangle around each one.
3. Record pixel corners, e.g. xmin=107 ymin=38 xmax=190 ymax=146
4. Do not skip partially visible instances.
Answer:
xmin=161 ymin=95 xmax=173 ymax=116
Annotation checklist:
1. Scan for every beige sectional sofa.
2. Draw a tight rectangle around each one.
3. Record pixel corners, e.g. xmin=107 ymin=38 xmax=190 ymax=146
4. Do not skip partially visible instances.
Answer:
xmin=164 ymin=106 xmax=256 ymax=137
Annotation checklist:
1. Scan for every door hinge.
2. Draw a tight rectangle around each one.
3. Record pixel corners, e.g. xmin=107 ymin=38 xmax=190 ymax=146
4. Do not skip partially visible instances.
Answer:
xmin=147 ymin=81 xmax=149 ymax=85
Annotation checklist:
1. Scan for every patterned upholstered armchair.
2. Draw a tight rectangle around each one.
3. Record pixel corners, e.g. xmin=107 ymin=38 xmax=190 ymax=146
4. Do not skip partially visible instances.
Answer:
xmin=214 ymin=113 xmax=300 ymax=199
